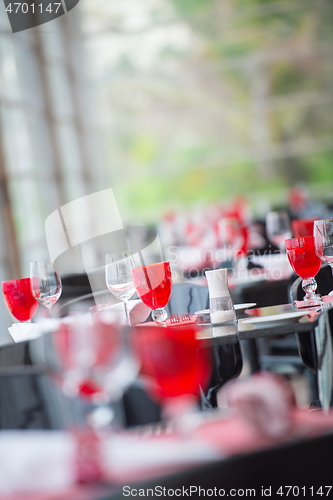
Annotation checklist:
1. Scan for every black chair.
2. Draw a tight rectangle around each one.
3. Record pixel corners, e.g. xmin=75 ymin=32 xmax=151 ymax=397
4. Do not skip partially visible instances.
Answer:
xmin=165 ymin=283 xmax=210 ymax=316
xmin=232 ymin=274 xmax=306 ymax=379
xmin=290 ymin=263 xmax=333 ymax=301
xmin=290 ymin=264 xmax=333 ymax=373
xmin=240 ymin=278 xmax=291 ymax=308
xmin=0 ymin=367 xmax=84 ymax=430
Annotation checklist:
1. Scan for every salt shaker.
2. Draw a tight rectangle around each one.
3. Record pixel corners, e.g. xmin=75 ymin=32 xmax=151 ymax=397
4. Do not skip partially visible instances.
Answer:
xmin=205 ymin=268 xmax=237 ymax=336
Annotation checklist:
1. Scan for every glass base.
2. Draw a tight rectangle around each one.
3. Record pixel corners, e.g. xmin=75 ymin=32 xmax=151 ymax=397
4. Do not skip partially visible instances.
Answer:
xmin=302 ymin=277 xmax=321 ymax=306
xmin=151 ymin=308 xmax=168 ymax=324
xmin=303 ymin=295 xmax=322 ymax=307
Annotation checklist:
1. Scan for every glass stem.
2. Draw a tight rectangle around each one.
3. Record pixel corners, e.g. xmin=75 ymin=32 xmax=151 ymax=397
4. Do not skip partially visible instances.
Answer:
xmin=152 ymin=307 xmax=168 ymax=325
xmin=124 ymin=301 xmax=131 ymax=326
xmin=302 ymin=277 xmax=317 ymax=300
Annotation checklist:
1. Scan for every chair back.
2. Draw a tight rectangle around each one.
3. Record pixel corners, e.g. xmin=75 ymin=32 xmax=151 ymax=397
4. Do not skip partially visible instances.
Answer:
xmin=290 ymin=264 xmax=333 ymax=373
xmin=290 ymin=264 xmax=333 ymax=302
xmin=165 ymin=282 xmax=209 ymax=315
xmin=0 ymin=366 xmax=83 ymax=429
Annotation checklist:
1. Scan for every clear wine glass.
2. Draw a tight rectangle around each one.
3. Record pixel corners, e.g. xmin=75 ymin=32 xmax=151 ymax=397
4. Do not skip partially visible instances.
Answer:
xmin=30 ymin=260 xmax=62 ymax=313
xmin=132 ymin=261 xmax=172 ymax=325
xmin=266 ymin=211 xmax=292 ymax=252
xmin=314 ymin=219 xmax=333 ymax=295
xmin=105 ymin=252 xmax=136 ymax=325
xmin=31 ymin=313 xmax=139 ymax=430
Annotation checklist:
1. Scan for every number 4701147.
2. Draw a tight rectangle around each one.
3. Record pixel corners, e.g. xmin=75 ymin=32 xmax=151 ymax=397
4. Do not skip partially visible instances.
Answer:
xmin=276 ymin=486 xmax=332 ymax=496
xmin=5 ymin=3 xmax=62 ymax=14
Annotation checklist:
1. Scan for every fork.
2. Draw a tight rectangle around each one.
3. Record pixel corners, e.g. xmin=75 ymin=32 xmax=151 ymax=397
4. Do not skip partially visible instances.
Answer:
xmin=170 ymin=313 xmax=180 ymax=323
xmin=181 ymin=313 xmax=191 ymax=321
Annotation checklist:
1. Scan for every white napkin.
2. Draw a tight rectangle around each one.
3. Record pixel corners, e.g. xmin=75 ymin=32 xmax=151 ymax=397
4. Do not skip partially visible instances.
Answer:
xmin=0 ymin=432 xmax=76 ymax=495
xmin=102 ymin=299 xmax=151 ymax=326
xmin=0 ymin=430 xmax=220 ymax=494
xmin=102 ymin=433 xmax=220 ymax=483
xmin=8 ymin=323 xmax=44 ymax=343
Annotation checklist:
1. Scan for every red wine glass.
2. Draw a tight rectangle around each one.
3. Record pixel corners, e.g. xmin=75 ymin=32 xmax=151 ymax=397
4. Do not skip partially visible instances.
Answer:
xmin=2 ymin=278 xmax=39 ymax=322
xmin=133 ymin=324 xmax=211 ymax=426
xmin=285 ymin=236 xmax=322 ymax=306
xmin=131 ymin=261 xmax=172 ymax=325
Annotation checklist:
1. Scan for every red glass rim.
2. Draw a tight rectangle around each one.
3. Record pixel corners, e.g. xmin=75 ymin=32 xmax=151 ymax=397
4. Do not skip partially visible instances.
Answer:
xmin=2 ymin=277 xmax=31 ymax=286
xmin=132 ymin=261 xmax=170 ymax=271
xmin=285 ymin=236 xmax=315 ymax=247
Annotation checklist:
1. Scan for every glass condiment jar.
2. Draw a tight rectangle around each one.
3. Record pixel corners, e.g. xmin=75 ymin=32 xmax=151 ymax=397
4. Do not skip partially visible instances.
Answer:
xmin=205 ymin=268 xmax=237 ymax=337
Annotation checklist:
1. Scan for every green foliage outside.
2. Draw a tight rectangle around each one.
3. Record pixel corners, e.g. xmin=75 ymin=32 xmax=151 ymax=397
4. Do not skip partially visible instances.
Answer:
xmin=87 ymin=0 xmax=333 ymax=220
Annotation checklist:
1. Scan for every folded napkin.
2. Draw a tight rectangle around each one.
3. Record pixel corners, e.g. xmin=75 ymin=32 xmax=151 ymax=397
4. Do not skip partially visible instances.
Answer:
xmin=0 ymin=430 xmax=219 ymax=495
xmin=137 ymin=314 xmax=198 ymax=328
xmin=165 ymin=314 xmax=197 ymax=327
xmin=294 ymin=294 xmax=333 ymax=309
xmin=8 ymin=323 xmax=44 ymax=343
xmin=8 ymin=317 xmax=76 ymax=343
xmin=103 ymin=432 xmax=220 ymax=484
xmin=322 ymin=294 xmax=333 ymax=303
xmin=93 ymin=299 xmax=151 ymax=326
xmin=3 ymin=403 xmax=333 ymax=495
xmin=222 ymin=372 xmax=295 ymax=439
xmin=0 ymin=431 xmax=76 ymax=495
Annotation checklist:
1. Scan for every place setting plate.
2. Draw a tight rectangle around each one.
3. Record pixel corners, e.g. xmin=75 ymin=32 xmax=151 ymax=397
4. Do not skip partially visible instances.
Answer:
xmin=238 ymin=310 xmax=315 ymax=329
xmin=195 ymin=303 xmax=257 ymax=316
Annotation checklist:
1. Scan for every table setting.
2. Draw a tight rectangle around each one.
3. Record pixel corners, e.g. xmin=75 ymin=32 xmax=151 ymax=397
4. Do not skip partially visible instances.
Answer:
xmin=2 ymin=372 xmax=333 ymax=500
xmin=1 ymin=218 xmax=333 ymax=498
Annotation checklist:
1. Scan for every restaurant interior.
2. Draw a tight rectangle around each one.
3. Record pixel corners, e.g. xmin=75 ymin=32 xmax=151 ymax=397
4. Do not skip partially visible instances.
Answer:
xmin=1 ymin=0 xmax=333 ymax=498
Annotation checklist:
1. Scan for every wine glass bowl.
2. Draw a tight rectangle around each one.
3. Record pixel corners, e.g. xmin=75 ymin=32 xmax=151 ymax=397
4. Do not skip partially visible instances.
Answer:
xmin=314 ymin=219 xmax=333 ymax=262
xmin=266 ymin=210 xmax=292 ymax=252
xmin=30 ymin=260 xmax=62 ymax=312
xmin=105 ymin=252 xmax=136 ymax=325
xmin=2 ymin=278 xmax=39 ymax=322
xmin=131 ymin=261 xmax=172 ymax=324
xmin=133 ymin=324 xmax=211 ymax=423
xmin=285 ymin=236 xmax=322 ymax=306
xmin=314 ymin=219 xmax=333 ymax=296
xmin=33 ymin=313 xmax=139 ymax=428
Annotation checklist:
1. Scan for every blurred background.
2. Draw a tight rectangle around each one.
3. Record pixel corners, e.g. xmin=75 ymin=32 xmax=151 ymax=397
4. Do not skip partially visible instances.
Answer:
xmin=0 ymin=0 xmax=333 ymax=334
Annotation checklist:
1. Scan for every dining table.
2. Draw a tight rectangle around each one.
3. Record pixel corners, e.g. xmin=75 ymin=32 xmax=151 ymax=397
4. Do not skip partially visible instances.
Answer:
xmin=0 ymin=301 xmax=326 ymax=421
xmin=1 ymin=301 xmax=333 ymax=499
xmin=196 ymin=302 xmax=320 ymax=345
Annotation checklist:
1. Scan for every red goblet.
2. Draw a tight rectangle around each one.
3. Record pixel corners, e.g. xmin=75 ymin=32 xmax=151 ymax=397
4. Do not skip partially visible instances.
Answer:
xmin=2 ymin=278 xmax=39 ymax=322
xmin=285 ymin=236 xmax=322 ymax=306
xmin=133 ymin=324 xmax=211 ymax=426
xmin=131 ymin=261 xmax=172 ymax=325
